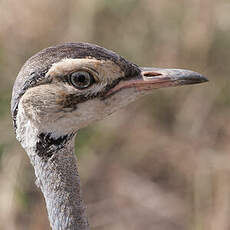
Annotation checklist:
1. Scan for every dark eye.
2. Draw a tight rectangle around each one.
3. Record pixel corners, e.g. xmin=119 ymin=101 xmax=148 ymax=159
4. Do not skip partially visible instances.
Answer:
xmin=69 ymin=71 xmax=95 ymax=89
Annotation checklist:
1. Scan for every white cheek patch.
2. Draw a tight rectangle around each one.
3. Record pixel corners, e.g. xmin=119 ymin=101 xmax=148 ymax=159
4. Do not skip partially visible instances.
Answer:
xmin=15 ymin=87 xmax=144 ymax=141
xmin=46 ymin=58 xmax=124 ymax=83
xmin=37 ymin=99 xmax=107 ymax=137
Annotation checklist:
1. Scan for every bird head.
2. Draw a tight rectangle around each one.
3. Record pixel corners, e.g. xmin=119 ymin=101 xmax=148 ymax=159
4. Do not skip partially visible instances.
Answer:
xmin=11 ymin=43 xmax=207 ymax=140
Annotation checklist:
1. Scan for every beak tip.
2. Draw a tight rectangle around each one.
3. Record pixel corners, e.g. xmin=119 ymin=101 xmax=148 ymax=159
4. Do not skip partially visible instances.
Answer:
xmin=201 ymin=75 xmax=209 ymax=83
xmin=181 ymin=73 xmax=209 ymax=85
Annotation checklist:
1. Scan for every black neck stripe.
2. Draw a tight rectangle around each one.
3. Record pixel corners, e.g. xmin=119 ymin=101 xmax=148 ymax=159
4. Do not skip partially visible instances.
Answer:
xmin=36 ymin=132 xmax=75 ymax=158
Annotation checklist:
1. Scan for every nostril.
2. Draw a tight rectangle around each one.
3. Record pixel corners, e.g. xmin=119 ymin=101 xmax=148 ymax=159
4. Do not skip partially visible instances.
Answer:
xmin=143 ymin=72 xmax=162 ymax=77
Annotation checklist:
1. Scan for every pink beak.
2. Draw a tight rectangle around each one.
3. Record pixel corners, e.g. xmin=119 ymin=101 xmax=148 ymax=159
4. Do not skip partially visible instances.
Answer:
xmin=106 ymin=67 xmax=208 ymax=96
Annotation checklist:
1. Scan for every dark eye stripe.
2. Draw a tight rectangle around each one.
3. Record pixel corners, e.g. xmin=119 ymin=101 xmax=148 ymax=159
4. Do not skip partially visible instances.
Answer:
xmin=61 ymin=77 xmax=123 ymax=110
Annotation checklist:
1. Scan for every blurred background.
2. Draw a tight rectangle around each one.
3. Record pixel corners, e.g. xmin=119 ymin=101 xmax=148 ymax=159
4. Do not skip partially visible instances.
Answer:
xmin=0 ymin=0 xmax=230 ymax=229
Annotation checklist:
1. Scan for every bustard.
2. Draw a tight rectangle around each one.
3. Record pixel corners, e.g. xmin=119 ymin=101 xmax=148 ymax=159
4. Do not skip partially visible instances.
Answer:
xmin=11 ymin=43 xmax=207 ymax=230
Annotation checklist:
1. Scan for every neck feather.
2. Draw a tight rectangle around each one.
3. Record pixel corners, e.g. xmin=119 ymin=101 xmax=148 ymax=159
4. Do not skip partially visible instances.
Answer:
xmin=16 ymin=109 xmax=90 ymax=230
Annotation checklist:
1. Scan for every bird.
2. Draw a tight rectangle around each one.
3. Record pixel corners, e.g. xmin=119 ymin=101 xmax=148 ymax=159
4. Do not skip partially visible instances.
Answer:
xmin=11 ymin=43 xmax=207 ymax=230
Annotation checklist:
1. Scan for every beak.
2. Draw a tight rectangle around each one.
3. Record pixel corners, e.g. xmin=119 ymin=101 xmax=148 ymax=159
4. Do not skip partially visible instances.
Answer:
xmin=106 ymin=67 xmax=208 ymax=96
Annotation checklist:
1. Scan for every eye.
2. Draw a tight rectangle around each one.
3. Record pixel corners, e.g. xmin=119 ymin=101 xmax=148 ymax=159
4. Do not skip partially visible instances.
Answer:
xmin=69 ymin=71 xmax=95 ymax=89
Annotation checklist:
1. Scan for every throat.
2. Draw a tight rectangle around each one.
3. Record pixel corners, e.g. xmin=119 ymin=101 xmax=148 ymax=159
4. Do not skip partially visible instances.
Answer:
xmin=16 ymin=116 xmax=76 ymax=159
xmin=15 ymin=105 xmax=89 ymax=229
xmin=16 ymin=102 xmax=77 ymax=158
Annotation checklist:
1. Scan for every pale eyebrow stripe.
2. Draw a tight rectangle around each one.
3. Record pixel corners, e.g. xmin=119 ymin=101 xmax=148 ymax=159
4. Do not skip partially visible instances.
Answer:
xmin=46 ymin=58 xmax=124 ymax=82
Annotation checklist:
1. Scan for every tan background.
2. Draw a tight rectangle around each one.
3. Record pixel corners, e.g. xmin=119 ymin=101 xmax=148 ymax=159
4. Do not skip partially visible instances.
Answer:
xmin=0 ymin=0 xmax=230 ymax=229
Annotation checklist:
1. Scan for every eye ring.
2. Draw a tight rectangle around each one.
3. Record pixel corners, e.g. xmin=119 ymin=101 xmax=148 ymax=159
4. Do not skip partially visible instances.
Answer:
xmin=69 ymin=71 xmax=95 ymax=89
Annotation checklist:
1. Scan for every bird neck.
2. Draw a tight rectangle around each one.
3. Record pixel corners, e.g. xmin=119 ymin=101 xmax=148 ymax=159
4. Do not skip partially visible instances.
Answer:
xmin=33 ymin=134 xmax=89 ymax=230
xmin=16 ymin=110 xmax=90 ymax=230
